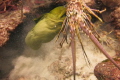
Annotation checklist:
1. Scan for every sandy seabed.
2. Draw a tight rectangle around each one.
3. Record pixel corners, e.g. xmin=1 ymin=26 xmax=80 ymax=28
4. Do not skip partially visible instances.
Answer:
xmin=0 ymin=0 xmax=119 ymax=80
xmin=8 ymin=30 xmax=116 ymax=80
xmin=0 ymin=10 xmax=118 ymax=80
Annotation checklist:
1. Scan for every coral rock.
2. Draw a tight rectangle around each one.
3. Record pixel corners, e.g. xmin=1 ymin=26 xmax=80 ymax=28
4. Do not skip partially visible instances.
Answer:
xmin=101 ymin=0 xmax=120 ymax=8
xmin=94 ymin=58 xmax=120 ymax=80
xmin=0 ymin=9 xmax=28 ymax=47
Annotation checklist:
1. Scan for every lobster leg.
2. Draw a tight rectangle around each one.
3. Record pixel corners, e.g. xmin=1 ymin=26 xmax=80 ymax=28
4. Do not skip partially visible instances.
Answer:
xmin=76 ymin=25 xmax=91 ymax=65
xmin=80 ymin=24 xmax=120 ymax=70
xmin=70 ymin=27 xmax=76 ymax=80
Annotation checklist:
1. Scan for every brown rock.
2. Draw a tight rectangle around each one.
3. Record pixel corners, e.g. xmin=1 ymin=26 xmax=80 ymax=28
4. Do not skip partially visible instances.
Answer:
xmin=94 ymin=58 xmax=120 ymax=80
xmin=115 ymin=30 xmax=120 ymax=41
xmin=111 ymin=7 xmax=120 ymax=29
xmin=101 ymin=0 xmax=120 ymax=8
xmin=0 ymin=10 xmax=25 ymax=47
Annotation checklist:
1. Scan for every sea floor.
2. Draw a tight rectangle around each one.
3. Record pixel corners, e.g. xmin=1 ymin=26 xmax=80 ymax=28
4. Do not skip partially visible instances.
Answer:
xmin=8 ymin=26 xmax=118 ymax=80
xmin=0 ymin=1 xmax=119 ymax=79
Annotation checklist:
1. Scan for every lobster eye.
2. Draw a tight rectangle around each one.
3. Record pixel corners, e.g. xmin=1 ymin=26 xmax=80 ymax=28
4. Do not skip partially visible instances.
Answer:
xmin=97 ymin=0 xmax=103 ymax=6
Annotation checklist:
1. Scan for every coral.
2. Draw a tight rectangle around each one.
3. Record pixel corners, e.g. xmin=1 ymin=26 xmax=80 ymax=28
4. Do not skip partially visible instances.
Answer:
xmin=110 ymin=7 xmax=120 ymax=41
xmin=0 ymin=8 xmax=29 ymax=47
xmin=115 ymin=30 xmax=120 ymax=41
xmin=94 ymin=58 xmax=120 ymax=80
xmin=101 ymin=0 xmax=120 ymax=9
xmin=99 ymin=0 xmax=120 ymax=41
xmin=110 ymin=7 xmax=120 ymax=29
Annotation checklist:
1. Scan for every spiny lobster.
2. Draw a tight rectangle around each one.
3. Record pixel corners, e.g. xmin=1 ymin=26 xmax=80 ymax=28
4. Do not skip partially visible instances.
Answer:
xmin=57 ymin=0 xmax=120 ymax=80
xmin=0 ymin=0 xmax=19 ymax=13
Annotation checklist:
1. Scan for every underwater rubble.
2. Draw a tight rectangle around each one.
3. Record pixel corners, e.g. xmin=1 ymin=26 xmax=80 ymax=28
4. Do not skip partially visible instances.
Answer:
xmin=0 ymin=0 xmax=120 ymax=80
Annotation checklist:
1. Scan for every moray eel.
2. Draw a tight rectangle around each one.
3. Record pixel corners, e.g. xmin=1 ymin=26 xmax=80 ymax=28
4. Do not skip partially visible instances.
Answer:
xmin=25 ymin=6 xmax=66 ymax=50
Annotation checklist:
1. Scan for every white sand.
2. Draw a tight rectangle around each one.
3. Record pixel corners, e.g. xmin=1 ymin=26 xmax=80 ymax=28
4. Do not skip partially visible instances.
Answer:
xmin=9 ymin=32 xmax=116 ymax=80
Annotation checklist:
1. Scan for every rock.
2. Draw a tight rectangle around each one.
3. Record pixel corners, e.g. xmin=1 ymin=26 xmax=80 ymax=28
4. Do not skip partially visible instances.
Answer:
xmin=101 ymin=0 xmax=120 ymax=9
xmin=0 ymin=10 xmax=24 ymax=46
xmin=110 ymin=7 xmax=120 ymax=29
xmin=94 ymin=58 xmax=120 ymax=80
xmin=115 ymin=30 xmax=120 ymax=41
xmin=0 ymin=6 xmax=29 ymax=47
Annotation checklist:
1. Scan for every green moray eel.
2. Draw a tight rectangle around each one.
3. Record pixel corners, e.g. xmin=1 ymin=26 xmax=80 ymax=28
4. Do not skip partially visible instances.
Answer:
xmin=25 ymin=6 xmax=66 ymax=50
